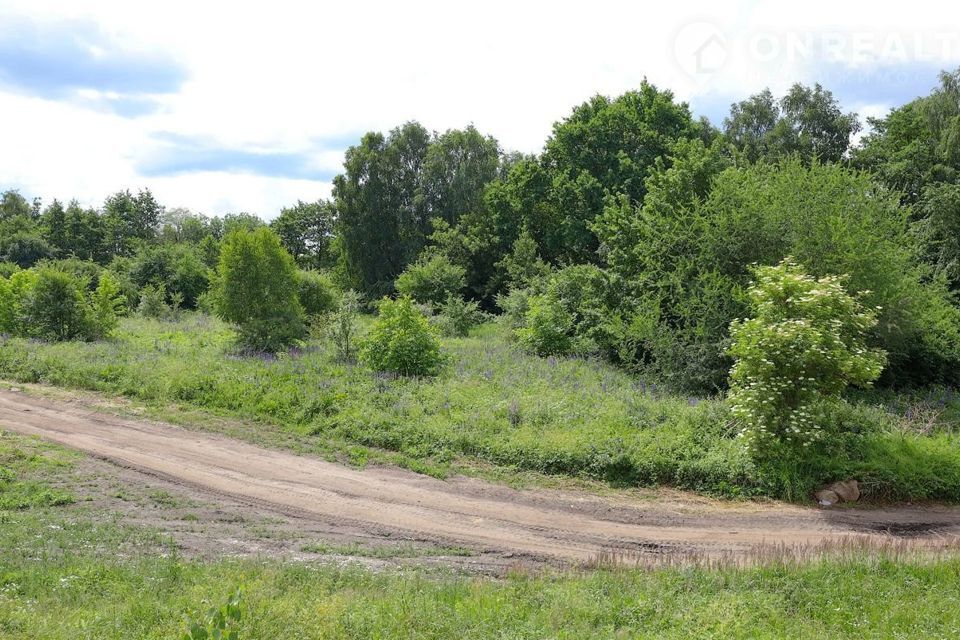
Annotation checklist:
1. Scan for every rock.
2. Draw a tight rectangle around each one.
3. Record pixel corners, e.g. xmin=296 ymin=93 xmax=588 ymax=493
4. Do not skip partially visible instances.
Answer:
xmin=815 ymin=480 xmax=860 ymax=507
xmin=830 ymin=480 xmax=860 ymax=503
xmin=815 ymin=490 xmax=840 ymax=507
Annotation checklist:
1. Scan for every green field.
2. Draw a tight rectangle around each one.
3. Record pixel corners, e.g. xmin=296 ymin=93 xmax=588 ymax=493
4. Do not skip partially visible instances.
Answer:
xmin=2 ymin=314 xmax=959 ymax=502
xmin=2 ymin=432 xmax=959 ymax=640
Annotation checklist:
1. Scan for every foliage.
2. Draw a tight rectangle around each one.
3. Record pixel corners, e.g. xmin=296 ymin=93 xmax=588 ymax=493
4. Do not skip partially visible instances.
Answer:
xmin=360 ymin=296 xmax=444 ymax=376
xmin=514 ymin=264 xmax=616 ymax=357
xmin=270 ymin=199 xmax=336 ymax=269
xmin=333 ymin=123 xmax=500 ymax=297
xmin=183 ymin=588 xmax=243 ymax=640
xmin=214 ymin=228 xmax=306 ymax=352
xmin=597 ymin=158 xmax=960 ymax=391
xmin=727 ymin=259 xmax=886 ymax=453
xmin=324 ymin=290 xmax=362 ymax=363
xmin=1 ymin=267 xmax=123 ymax=341
xmin=138 ymin=284 xmax=173 ymax=319
xmin=852 ymin=67 xmax=960 ymax=205
xmin=128 ymin=243 xmax=210 ymax=309
xmin=723 ymin=83 xmax=860 ymax=164
xmin=2 ymin=317 xmax=960 ymax=501
xmin=434 ymin=295 xmax=487 ymax=337
xmin=395 ymin=252 xmax=466 ymax=309
xmin=296 ymin=270 xmax=338 ymax=316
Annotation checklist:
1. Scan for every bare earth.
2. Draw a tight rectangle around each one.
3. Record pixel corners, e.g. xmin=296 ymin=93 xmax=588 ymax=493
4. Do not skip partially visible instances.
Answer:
xmin=2 ymin=388 xmax=959 ymax=565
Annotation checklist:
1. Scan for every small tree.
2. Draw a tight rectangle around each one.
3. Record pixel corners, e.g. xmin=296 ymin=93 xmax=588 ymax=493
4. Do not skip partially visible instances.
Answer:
xmin=360 ymin=296 xmax=443 ymax=376
xmin=395 ymin=253 xmax=466 ymax=309
xmin=727 ymin=259 xmax=886 ymax=452
xmin=325 ymin=289 xmax=361 ymax=363
xmin=215 ymin=228 xmax=306 ymax=352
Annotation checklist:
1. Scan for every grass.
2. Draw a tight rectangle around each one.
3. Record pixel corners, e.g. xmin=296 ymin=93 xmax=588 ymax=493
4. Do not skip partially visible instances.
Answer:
xmin=2 ymin=426 xmax=960 ymax=638
xmin=2 ymin=314 xmax=960 ymax=502
xmin=3 ymin=508 xmax=960 ymax=639
xmin=300 ymin=541 xmax=474 ymax=558
xmin=0 ymin=432 xmax=76 ymax=510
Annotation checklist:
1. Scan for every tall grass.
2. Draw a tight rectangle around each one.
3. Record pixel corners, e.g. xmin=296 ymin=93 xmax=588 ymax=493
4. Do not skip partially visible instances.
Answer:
xmin=1 ymin=314 xmax=959 ymax=501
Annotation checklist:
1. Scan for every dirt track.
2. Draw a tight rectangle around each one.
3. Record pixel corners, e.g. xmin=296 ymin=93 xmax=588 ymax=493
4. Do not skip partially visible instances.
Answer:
xmin=2 ymin=388 xmax=959 ymax=563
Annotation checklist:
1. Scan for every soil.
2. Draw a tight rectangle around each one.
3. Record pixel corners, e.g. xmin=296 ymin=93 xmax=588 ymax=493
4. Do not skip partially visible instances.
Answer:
xmin=3 ymin=387 xmax=959 ymax=568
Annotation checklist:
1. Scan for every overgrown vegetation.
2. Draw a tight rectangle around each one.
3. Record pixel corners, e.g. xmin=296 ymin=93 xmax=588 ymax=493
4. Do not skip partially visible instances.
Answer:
xmin=3 ymin=66 xmax=960 ymax=502
xmin=2 ymin=315 xmax=958 ymax=502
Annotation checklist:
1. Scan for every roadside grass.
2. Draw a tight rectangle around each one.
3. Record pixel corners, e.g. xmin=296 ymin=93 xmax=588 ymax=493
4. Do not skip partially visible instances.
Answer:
xmin=300 ymin=541 xmax=474 ymax=558
xmin=0 ymin=432 xmax=76 ymax=510
xmin=2 ymin=427 xmax=960 ymax=639
xmin=2 ymin=507 xmax=960 ymax=639
xmin=2 ymin=314 xmax=960 ymax=502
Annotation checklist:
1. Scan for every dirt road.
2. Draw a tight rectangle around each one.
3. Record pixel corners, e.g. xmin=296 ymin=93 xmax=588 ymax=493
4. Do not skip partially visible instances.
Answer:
xmin=2 ymin=388 xmax=959 ymax=563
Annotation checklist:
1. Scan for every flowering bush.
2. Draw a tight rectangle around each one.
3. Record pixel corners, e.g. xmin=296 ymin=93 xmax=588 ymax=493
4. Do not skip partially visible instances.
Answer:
xmin=727 ymin=259 xmax=886 ymax=452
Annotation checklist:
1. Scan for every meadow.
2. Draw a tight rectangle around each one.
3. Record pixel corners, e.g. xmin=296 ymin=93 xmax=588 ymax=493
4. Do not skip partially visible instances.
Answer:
xmin=2 ymin=313 xmax=959 ymax=503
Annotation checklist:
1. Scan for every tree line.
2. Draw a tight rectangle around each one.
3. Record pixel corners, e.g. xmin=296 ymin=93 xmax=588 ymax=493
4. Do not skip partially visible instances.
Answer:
xmin=3 ymin=68 xmax=959 ymax=392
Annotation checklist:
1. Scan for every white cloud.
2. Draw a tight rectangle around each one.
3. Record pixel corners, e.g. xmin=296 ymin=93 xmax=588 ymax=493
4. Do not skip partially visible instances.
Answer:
xmin=1 ymin=0 xmax=959 ymax=218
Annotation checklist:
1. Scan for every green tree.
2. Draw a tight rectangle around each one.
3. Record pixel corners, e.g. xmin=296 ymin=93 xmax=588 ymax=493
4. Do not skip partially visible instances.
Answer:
xmin=853 ymin=67 xmax=960 ymax=205
xmin=41 ymin=199 xmax=68 ymax=256
xmin=214 ymin=227 xmax=306 ymax=351
xmin=270 ymin=200 xmax=336 ymax=268
xmin=102 ymin=189 xmax=162 ymax=256
xmin=598 ymin=158 xmax=960 ymax=391
xmin=724 ymin=83 xmax=860 ymax=164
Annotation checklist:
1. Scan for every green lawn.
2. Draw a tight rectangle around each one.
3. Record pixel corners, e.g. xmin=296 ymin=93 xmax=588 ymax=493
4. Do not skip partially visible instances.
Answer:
xmin=1 ymin=314 xmax=959 ymax=501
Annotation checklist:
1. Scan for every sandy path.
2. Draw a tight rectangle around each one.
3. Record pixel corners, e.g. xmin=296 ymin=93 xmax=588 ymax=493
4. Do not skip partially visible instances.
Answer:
xmin=2 ymin=389 xmax=958 ymax=562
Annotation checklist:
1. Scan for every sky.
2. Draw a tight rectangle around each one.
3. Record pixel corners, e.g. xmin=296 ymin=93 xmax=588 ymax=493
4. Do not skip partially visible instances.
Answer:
xmin=1 ymin=0 xmax=959 ymax=219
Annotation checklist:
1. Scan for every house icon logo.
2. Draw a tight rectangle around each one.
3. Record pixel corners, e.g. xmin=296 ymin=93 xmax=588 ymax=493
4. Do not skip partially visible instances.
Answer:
xmin=673 ymin=22 xmax=728 ymax=76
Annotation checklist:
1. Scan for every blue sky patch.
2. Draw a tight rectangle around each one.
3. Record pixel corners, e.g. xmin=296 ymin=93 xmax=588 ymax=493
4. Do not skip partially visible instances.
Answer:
xmin=0 ymin=17 xmax=187 ymax=115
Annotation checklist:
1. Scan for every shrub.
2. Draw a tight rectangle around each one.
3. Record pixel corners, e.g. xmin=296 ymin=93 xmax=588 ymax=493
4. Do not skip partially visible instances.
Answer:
xmin=89 ymin=273 xmax=125 ymax=338
xmin=3 ymin=267 xmax=123 ymax=341
xmin=395 ymin=253 xmax=466 ymax=309
xmin=215 ymin=228 xmax=306 ymax=352
xmin=597 ymin=157 xmax=960 ymax=391
xmin=727 ymin=259 xmax=886 ymax=453
xmin=129 ymin=244 xmax=209 ymax=309
xmin=137 ymin=284 xmax=171 ymax=319
xmin=434 ymin=295 xmax=487 ymax=337
xmin=360 ymin=296 xmax=443 ymax=376
xmin=516 ymin=294 xmax=576 ymax=356
xmin=514 ymin=264 xmax=616 ymax=357
xmin=296 ymin=270 xmax=338 ymax=316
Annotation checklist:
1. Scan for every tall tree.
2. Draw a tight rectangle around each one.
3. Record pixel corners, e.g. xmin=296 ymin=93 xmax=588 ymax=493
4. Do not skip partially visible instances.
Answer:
xmin=724 ymin=83 xmax=860 ymax=164
xmin=270 ymin=199 xmax=336 ymax=268
xmin=102 ymin=189 xmax=163 ymax=256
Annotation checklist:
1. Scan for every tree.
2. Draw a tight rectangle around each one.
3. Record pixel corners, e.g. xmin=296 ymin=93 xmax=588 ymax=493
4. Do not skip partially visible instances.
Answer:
xmin=102 ymin=189 xmax=162 ymax=256
xmin=723 ymin=83 xmax=860 ymax=164
xmin=421 ymin=125 xmax=501 ymax=227
xmin=41 ymin=199 xmax=68 ymax=256
xmin=597 ymin=158 xmax=960 ymax=391
xmin=0 ymin=190 xmax=31 ymax=222
xmin=214 ymin=227 xmax=306 ymax=351
xmin=270 ymin=200 xmax=336 ymax=268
